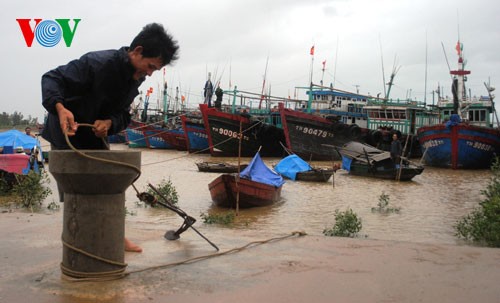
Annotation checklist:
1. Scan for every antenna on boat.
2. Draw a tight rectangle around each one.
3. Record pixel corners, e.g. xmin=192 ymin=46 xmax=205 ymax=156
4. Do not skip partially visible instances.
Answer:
xmin=440 ymin=42 xmax=453 ymax=81
xmin=484 ymin=79 xmax=500 ymax=128
xmin=333 ymin=35 xmax=339 ymax=88
xmin=259 ymin=55 xmax=270 ymax=109
xmin=379 ymin=35 xmax=387 ymax=98
xmin=424 ymin=31 xmax=428 ymax=106
xmin=385 ymin=55 xmax=401 ymax=100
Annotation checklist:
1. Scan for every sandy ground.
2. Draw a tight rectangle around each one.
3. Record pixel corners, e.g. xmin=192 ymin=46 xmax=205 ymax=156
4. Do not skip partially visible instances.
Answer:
xmin=0 ymin=210 xmax=499 ymax=303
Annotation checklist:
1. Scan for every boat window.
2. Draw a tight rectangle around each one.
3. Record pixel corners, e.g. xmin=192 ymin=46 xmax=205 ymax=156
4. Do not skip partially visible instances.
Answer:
xmin=386 ymin=110 xmax=393 ymax=119
xmin=480 ymin=110 xmax=486 ymax=121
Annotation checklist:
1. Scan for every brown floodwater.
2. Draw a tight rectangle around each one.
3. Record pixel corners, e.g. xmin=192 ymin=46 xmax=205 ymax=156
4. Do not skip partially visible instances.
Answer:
xmin=41 ymin=142 xmax=492 ymax=246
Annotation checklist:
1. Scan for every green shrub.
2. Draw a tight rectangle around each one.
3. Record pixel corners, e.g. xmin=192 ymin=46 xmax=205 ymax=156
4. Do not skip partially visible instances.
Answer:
xmin=455 ymin=158 xmax=500 ymax=247
xmin=12 ymin=171 xmax=52 ymax=210
xmin=200 ymin=212 xmax=235 ymax=225
xmin=323 ymin=208 xmax=362 ymax=237
xmin=145 ymin=178 xmax=178 ymax=206
xmin=371 ymin=192 xmax=400 ymax=213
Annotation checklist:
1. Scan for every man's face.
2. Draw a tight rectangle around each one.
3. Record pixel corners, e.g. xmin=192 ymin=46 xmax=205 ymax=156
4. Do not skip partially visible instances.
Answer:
xmin=129 ymin=46 xmax=163 ymax=80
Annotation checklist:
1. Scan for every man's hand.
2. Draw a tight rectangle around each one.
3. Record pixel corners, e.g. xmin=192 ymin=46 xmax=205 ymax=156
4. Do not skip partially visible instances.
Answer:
xmin=93 ymin=119 xmax=112 ymax=138
xmin=55 ymin=103 xmax=77 ymax=136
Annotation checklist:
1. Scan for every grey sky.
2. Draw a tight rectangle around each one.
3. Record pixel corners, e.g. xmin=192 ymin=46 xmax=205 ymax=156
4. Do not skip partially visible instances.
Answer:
xmin=1 ymin=0 xmax=499 ymax=121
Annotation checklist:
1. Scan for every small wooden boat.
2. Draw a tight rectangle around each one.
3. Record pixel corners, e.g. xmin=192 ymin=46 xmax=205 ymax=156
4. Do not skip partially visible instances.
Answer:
xmin=208 ymin=152 xmax=284 ymax=208
xmin=274 ymin=154 xmax=338 ymax=182
xmin=295 ymin=167 xmax=336 ymax=182
xmin=337 ymin=141 xmax=424 ymax=181
xmin=196 ymin=162 xmax=248 ymax=173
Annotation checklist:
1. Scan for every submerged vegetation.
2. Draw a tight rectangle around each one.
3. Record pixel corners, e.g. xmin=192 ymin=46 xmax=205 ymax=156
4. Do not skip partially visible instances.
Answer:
xmin=144 ymin=178 xmax=179 ymax=206
xmin=455 ymin=157 xmax=500 ymax=247
xmin=371 ymin=192 xmax=401 ymax=213
xmin=200 ymin=212 xmax=235 ymax=225
xmin=323 ymin=208 xmax=362 ymax=237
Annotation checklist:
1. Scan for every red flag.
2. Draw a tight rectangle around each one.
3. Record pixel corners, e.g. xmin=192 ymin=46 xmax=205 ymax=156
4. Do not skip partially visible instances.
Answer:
xmin=310 ymin=45 xmax=315 ymax=56
xmin=455 ymin=41 xmax=461 ymax=55
xmin=181 ymin=95 xmax=186 ymax=102
xmin=322 ymin=60 xmax=326 ymax=68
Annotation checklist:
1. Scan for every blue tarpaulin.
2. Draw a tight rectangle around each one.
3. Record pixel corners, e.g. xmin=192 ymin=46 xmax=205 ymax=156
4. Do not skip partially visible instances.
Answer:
xmin=274 ymin=154 xmax=312 ymax=180
xmin=341 ymin=156 xmax=352 ymax=172
xmin=445 ymin=114 xmax=461 ymax=128
xmin=0 ymin=130 xmax=40 ymax=150
xmin=240 ymin=152 xmax=285 ymax=187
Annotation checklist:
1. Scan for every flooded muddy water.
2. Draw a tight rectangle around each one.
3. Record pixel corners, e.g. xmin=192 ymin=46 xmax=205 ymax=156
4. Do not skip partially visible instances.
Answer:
xmin=41 ymin=142 xmax=492 ymax=246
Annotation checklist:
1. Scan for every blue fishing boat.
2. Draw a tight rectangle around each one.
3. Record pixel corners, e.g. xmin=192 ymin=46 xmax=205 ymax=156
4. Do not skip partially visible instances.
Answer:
xmin=417 ymin=41 xmax=500 ymax=169
xmin=181 ymin=113 xmax=209 ymax=153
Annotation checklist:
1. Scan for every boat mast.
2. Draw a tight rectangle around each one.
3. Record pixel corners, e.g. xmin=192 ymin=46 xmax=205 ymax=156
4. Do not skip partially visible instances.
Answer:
xmin=258 ymin=55 xmax=269 ymax=109
xmin=162 ymin=68 xmax=169 ymax=123
xmin=379 ymin=36 xmax=387 ymax=99
xmin=449 ymin=40 xmax=470 ymax=117
xmin=308 ymin=44 xmax=315 ymax=112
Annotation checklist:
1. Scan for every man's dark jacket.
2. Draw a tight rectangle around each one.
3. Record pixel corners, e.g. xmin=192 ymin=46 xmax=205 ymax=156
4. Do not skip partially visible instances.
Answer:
xmin=41 ymin=47 xmax=142 ymax=149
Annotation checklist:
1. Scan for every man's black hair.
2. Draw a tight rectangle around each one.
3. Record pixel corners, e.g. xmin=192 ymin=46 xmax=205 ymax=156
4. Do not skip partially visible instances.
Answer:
xmin=130 ymin=23 xmax=179 ymax=66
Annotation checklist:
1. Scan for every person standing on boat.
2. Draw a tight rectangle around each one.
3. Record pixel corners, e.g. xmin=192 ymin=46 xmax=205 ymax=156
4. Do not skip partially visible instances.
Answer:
xmin=41 ymin=23 xmax=179 ymax=252
xmin=25 ymin=127 xmax=35 ymax=138
xmin=204 ymin=73 xmax=214 ymax=107
xmin=390 ymin=133 xmax=402 ymax=167
xmin=214 ymin=84 xmax=223 ymax=110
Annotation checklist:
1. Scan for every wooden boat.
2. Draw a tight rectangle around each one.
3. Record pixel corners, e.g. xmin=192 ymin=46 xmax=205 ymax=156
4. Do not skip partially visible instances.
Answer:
xmin=274 ymin=154 xmax=338 ymax=182
xmin=337 ymin=141 xmax=424 ymax=181
xmin=196 ymin=162 xmax=248 ymax=173
xmin=417 ymin=41 xmax=500 ymax=169
xmin=208 ymin=152 xmax=284 ymax=208
xmin=295 ymin=167 xmax=337 ymax=182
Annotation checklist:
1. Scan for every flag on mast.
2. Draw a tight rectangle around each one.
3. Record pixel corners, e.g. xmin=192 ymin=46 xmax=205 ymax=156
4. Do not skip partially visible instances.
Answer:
xmin=310 ymin=45 xmax=315 ymax=56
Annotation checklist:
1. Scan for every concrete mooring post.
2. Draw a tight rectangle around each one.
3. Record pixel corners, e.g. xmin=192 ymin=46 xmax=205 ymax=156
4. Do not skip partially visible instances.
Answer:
xmin=49 ymin=150 xmax=141 ymax=279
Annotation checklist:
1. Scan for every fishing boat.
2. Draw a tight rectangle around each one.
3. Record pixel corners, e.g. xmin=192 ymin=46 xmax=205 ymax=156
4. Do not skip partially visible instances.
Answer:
xmin=274 ymin=154 xmax=337 ymax=182
xmin=196 ymin=161 xmax=248 ymax=173
xmin=208 ymin=152 xmax=284 ymax=208
xmin=200 ymin=103 xmax=286 ymax=157
xmin=180 ymin=113 xmax=209 ymax=153
xmin=336 ymin=141 xmax=424 ymax=181
xmin=417 ymin=41 xmax=500 ymax=169
xmin=278 ymin=102 xmax=381 ymax=160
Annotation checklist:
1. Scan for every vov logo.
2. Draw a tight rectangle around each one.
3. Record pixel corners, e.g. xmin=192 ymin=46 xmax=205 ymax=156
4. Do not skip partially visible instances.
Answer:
xmin=16 ymin=19 xmax=81 ymax=47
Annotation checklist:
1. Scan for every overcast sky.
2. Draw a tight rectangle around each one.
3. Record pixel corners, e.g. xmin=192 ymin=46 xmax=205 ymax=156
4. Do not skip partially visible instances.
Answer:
xmin=2 ymin=0 xmax=499 ymax=121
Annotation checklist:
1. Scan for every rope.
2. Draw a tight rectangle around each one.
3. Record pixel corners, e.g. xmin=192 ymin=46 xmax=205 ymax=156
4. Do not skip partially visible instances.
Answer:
xmin=60 ymin=124 xmax=306 ymax=282
xmin=63 ymin=231 xmax=307 ymax=282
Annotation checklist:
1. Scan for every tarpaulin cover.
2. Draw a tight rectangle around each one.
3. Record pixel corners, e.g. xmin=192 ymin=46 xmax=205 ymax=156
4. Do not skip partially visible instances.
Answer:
xmin=342 ymin=156 xmax=352 ymax=172
xmin=274 ymin=154 xmax=312 ymax=180
xmin=0 ymin=130 xmax=39 ymax=150
xmin=240 ymin=152 xmax=285 ymax=187
xmin=0 ymin=154 xmax=31 ymax=174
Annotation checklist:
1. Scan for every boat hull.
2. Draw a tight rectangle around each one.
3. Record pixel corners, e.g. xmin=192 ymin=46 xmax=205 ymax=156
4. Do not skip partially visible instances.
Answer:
xmin=295 ymin=169 xmax=334 ymax=182
xmin=180 ymin=114 xmax=209 ymax=153
xmin=348 ymin=160 xmax=423 ymax=181
xmin=200 ymin=104 xmax=286 ymax=157
xmin=208 ymin=174 xmax=282 ymax=208
xmin=278 ymin=103 xmax=378 ymax=160
xmin=418 ymin=123 xmax=500 ymax=169
xmin=196 ymin=162 xmax=248 ymax=173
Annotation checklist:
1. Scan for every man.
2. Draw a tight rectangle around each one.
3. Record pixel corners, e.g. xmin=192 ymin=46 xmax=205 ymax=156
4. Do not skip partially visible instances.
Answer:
xmin=41 ymin=23 xmax=179 ymax=252
xmin=25 ymin=127 xmax=35 ymax=138
xmin=214 ymin=84 xmax=223 ymax=110
xmin=390 ymin=133 xmax=402 ymax=167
